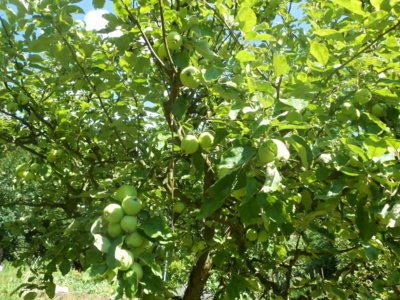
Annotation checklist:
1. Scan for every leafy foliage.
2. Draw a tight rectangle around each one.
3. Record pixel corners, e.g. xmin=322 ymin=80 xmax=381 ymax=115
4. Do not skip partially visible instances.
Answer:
xmin=1 ymin=0 xmax=400 ymax=299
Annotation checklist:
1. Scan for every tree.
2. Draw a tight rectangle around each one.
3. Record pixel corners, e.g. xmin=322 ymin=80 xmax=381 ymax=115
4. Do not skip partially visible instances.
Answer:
xmin=1 ymin=0 xmax=400 ymax=299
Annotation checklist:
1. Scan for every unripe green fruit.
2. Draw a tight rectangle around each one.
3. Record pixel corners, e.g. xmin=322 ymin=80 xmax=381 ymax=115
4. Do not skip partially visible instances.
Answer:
xmin=258 ymin=141 xmax=276 ymax=164
xmin=126 ymin=232 xmax=144 ymax=248
xmin=157 ymin=43 xmax=168 ymax=60
xmin=180 ymin=67 xmax=201 ymax=88
xmin=30 ymin=163 xmax=40 ymax=173
xmin=199 ymin=132 xmax=214 ymax=149
xmin=197 ymin=241 xmax=206 ymax=250
xmin=191 ymin=244 xmax=199 ymax=253
xmin=108 ymin=222 xmax=123 ymax=238
xmin=17 ymin=93 xmax=30 ymax=105
xmin=246 ymin=228 xmax=258 ymax=241
xmin=353 ymin=88 xmax=372 ymax=104
xmin=104 ymin=270 xmax=117 ymax=282
xmin=120 ymin=215 xmax=138 ymax=233
xmin=116 ymin=249 xmax=134 ymax=271
xmin=231 ymin=188 xmax=246 ymax=200
xmin=257 ymin=230 xmax=268 ymax=242
xmin=166 ymin=31 xmax=183 ymax=50
xmin=122 ymin=196 xmax=142 ymax=215
xmin=181 ymin=135 xmax=199 ymax=154
xmin=103 ymin=204 xmax=125 ymax=223
xmin=7 ymin=102 xmax=18 ymax=113
xmin=115 ymin=185 xmax=137 ymax=202
xmin=130 ymin=262 xmax=143 ymax=280
xmin=174 ymin=202 xmax=185 ymax=213
xmin=22 ymin=171 xmax=35 ymax=182
xmin=371 ymin=103 xmax=386 ymax=117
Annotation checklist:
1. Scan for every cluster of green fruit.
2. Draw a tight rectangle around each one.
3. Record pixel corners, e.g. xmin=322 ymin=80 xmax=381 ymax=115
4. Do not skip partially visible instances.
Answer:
xmin=181 ymin=132 xmax=214 ymax=154
xmin=47 ymin=148 xmax=64 ymax=163
xmin=157 ymin=31 xmax=201 ymax=88
xmin=15 ymin=162 xmax=43 ymax=182
xmin=245 ymin=227 xmax=268 ymax=243
xmin=338 ymin=88 xmax=387 ymax=122
xmin=5 ymin=93 xmax=30 ymax=113
xmin=101 ymin=185 xmax=146 ymax=281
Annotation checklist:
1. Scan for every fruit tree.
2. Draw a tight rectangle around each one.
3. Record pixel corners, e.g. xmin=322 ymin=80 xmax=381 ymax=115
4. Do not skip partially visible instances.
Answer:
xmin=1 ymin=0 xmax=400 ymax=299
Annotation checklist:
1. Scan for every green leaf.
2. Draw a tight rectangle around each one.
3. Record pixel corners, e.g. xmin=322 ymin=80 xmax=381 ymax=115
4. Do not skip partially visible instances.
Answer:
xmin=363 ymin=136 xmax=388 ymax=158
xmin=261 ymin=166 xmax=282 ymax=193
xmin=285 ymin=135 xmax=313 ymax=169
xmin=82 ymin=264 xmax=108 ymax=281
xmin=315 ymin=180 xmax=346 ymax=200
xmin=236 ymin=7 xmax=257 ymax=33
xmin=194 ymin=39 xmax=219 ymax=61
xmin=137 ymin=252 xmax=162 ymax=277
xmin=331 ymin=0 xmax=365 ymax=16
xmin=236 ymin=50 xmax=256 ymax=62
xmin=198 ymin=169 xmax=241 ymax=219
xmin=238 ymin=194 xmax=259 ymax=225
xmin=219 ymin=146 xmax=257 ymax=169
xmin=23 ymin=292 xmax=37 ymax=300
xmin=227 ymin=276 xmax=249 ymax=299
xmin=372 ymin=279 xmax=385 ymax=293
xmin=45 ymin=282 xmax=56 ymax=299
xmin=310 ymin=42 xmax=330 ymax=65
xmin=141 ymin=265 xmax=164 ymax=292
xmin=279 ymin=98 xmax=309 ymax=110
xmin=361 ymin=240 xmax=380 ymax=261
xmin=93 ymin=0 xmax=106 ymax=9
xmin=273 ymin=53 xmax=290 ymax=77
xmin=204 ymin=67 xmax=224 ymax=81
xmin=59 ymin=260 xmax=71 ymax=276
xmin=356 ymin=199 xmax=378 ymax=241
xmin=141 ymin=216 xmax=172 ymax=241
xmin=93 ymin=234 xmax=111 ymax=253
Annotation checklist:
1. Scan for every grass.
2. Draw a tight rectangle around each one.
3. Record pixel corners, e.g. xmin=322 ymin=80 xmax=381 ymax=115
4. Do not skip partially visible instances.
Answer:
xmin=0 ymin=261 xmax=114 ymax=300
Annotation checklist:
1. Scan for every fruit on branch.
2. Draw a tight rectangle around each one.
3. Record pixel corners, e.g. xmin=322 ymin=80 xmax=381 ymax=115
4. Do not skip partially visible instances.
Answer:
xmin=116 ymin=248 xmax=134 ymax=271
xmin=108 ymin=222 xmax=124 ymax=238
xmin=181 ymin=135 xmax=199 ymax=154
xmin=125 ymin=232 xmax=144 ymax=248
xmin=120 ymin=215 xmax=138 ymax=233
xmin=130 ymin=262 xmax=144 ymax=280
xmin=353 ymin=88 xmax=372 ymax=104
xmin=47 ymin=149 xmax=63 ymax=163
xmin=197 ymin=241 xmax=206 ymax=250
xmin=122 ymin=196 xmax=142 ymax=215
xmin=6 ymin=102 xmax=18 ymax=113
xmin=231 ymin=188 xmax=246 ymax=200
xmin=257 ymin=230 xmax=268 ymax=242
xmin=180 ymin=66 xmax=200 ymax=88
xmin=157 ymin=43 xmax=168 ymax=60
xmin=371 ymin=103 xmax=386 ymax=117
xmin=258 ymin=140 xmax=277 ymax=164
xmin=17 ymin=93 xmax=30 ymax=105
xmin=103 ymin=204 xmax=125 ymax=223
xmin=22 ymin=171 xmax=35 ymax=182
xmin=246 ymin=228 xmax=258 ymax=241
xmin=166 ymin=31 xmax=183 ymax=50
xmin=115 ymin=185 xmax=137 ymax=202
xmin=199 ymin=132 xmax=214 ymax=149
xmin=174 ymin=202 xmax=185 ymax=213
xmin=30 ymin=163 xmax=40 ymax=173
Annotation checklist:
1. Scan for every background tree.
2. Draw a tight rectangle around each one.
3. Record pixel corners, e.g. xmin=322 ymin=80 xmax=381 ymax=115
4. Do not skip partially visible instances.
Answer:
xmin=1 ymin=0 xmax=400 ymax=299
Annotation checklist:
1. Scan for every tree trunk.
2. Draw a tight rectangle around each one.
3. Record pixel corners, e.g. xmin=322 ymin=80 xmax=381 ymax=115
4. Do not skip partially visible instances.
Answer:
xmin=183 ymin=249 xmax=213 ymax=300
